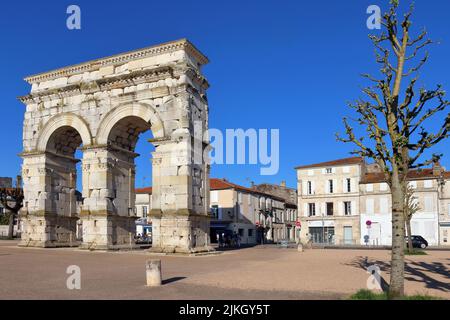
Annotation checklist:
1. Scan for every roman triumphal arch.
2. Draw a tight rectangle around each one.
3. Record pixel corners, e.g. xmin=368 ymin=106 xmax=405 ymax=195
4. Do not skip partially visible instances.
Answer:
xmin=18 ymin=39 xmax=212 ymax=253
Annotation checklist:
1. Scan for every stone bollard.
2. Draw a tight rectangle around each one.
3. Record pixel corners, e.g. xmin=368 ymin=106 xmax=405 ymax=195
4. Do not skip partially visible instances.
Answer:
xmin=297 ymin=244 xmax=304 ymax=252
xmin=146 ymin=259 xmax=162 ymax=287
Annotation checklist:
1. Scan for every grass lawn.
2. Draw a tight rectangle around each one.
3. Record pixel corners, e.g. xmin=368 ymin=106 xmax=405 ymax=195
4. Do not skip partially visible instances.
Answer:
xmin=350 ymin=289 xmax=442 ymax=300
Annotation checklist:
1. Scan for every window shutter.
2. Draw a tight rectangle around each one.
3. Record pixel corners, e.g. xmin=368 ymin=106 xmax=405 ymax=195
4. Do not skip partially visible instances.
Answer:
xmin=321 ymin=203 xmax=326 ymax=216
xmin=380 ymin=197 xmax=388 ymax=214
xmin=333 ymin=179 xmax=337 ymax=193
xmin=343 ymin=179 xmax=347 ymax=193
xmin=311 ymin=181 xmax=316 ymax=194
xmin=303 ymin=203 xmax=308 ymax=217
xmin=322 ymin=168 xmax=326 ymax=174
xmin=351 ymin=201 xmax=356 ymax=215
xmin=302 ymin=181 xmax=307 ymax=195
xmin=350 ymin=178 xmax=356 ymax=193
xmin=366 ymin=199 xmax=374 ymax=214
xmin=338 ymin=201 xmax=344 ymax=216
xmin=424 ymin=196 xmax=433 ymax=212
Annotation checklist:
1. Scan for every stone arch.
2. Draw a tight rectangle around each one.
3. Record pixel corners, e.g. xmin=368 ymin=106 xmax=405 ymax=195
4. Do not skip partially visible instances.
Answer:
xmin=36 ymin=113 xmax=93 ymax=152
xmin=95 ymin=102 xmax=165 ymax=146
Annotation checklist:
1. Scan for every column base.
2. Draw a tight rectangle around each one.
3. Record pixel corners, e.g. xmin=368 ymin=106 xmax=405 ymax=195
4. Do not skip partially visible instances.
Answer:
xmin=151 ymin=212 xmax=212 ymax=254
xmin=18 ymin=214 xmax=78 ymax=248
xmin=80 ymin=214 xmax=138 ymax=250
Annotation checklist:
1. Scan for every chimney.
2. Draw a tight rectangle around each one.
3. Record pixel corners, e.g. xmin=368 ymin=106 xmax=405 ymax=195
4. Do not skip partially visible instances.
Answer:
xmin=16 ymin=175 xmax=22 ymax=188
xmin=433 ymin=161 xmax=443 ymax=176
xmin=280 ymin=180 xmax=286 ymax=188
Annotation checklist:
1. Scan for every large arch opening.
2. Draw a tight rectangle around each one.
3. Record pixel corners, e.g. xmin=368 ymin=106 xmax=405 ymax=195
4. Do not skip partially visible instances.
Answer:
xmin=106 ymin=115 xmax=154 ymax=244
xmin=44 ymin=125 xmax=83 ymax=245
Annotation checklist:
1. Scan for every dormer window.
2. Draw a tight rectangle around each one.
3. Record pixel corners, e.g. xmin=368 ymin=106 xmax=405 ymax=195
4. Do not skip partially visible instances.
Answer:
xmin=326 ymin=168 xmax=333 ymax=174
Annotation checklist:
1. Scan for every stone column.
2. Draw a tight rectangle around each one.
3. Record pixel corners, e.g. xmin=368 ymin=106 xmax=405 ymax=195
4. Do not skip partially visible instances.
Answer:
xmin=149 ymin=136 xmax=211 ymax=254
xmin=19 ymin=152 xmax=78 ymax=247
xmin=80 ymin=146 xmax=138 ymax=250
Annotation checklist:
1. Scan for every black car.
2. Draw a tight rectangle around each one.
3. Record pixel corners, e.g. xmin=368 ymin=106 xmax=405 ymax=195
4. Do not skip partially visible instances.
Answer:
xmin=405 ymin=235 xmax=428 ymax=249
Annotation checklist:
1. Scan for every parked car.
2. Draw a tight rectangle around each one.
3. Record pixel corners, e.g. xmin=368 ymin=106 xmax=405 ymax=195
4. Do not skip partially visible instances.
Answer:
xmin=405 ymin=235 xmax=428 ymax=249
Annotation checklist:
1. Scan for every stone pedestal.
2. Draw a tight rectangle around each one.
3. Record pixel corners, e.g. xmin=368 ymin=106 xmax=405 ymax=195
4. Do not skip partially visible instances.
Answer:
xmin=79 ymin=214 xmax=138 ymax=250
xmin=19 ymin=214 xmax=79 ymax=248
xmin=146 ymin=259 xmax=162 ymax=287
xmin=150 ymin=212 xmax=212 ymax=254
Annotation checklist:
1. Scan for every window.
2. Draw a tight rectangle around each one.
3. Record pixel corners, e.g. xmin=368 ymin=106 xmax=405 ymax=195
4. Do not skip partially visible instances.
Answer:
xmin=328 ymin=180 xmax=334 ymax=193
xmin=380 ymin=183 xmax=388 ymax=191
xmin=326 ymin=168 xmax=333 ymax=174
xmin=238 ymin=229 xmax=244 ymax=237
xmin=380 ymin=198 xmax=388 ymax=214
xmin=408 ymin=181 xmax=417 ymax=189
xmin=326 ymin=202 xmax=334 ymax=216
xmin=307 ymin=181 xmax=312 ymax=195
xmin=366 ymin=184 xmax=373 ymax=192
xmin=424 ymin=196 xmax=433 ymax=212
xmin=210 ymin=190 xmax=218 ymax=202
xmin=344 ymin=202 xmax=352 ymax=216
xmin=424 ymin=180 xmax=433 ymax=188
xmin=142 ymin=206 xmax=148 ymax=218
xmin=366 ymin=199 xmax=374 ymax=214
xmin=346 ymin=178 xmax=351 ymax=193
xmin=308 ymin=203 xmax=316 ymax=217
xmin=211 ymin=205 xmax=219 ymax=219
xmin=248 ymin=229 xmax=253 ymax=237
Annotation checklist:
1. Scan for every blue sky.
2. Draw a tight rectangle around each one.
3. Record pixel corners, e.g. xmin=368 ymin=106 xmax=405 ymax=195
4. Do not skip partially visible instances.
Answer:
xmin=0 ymin=0 xmax=449 ymax=189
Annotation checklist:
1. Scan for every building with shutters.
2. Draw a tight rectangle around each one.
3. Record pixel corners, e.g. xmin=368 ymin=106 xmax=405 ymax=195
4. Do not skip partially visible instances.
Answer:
xmin=296 ymin=157 xmax=450 ymax=246
xmin=296 ymin=157 xmax=363 ymax=245
xmin=209 ymin=178 xmax=298 ymax=245
xmin=360 ymin=166 xmax=449 ymax=246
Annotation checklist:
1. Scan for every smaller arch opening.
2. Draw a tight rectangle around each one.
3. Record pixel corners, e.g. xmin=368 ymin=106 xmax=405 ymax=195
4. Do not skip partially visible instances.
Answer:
xmin=46 ymin=126 xmax=83 ymax=157
xmin=108 ymin=116 xmax=152 ymax=152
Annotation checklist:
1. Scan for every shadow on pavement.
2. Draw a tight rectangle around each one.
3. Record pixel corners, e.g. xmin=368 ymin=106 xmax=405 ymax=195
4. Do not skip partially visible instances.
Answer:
xmin=162 ymin=277 xmax=187 ymax=285
xmin=346 ymin=256 xmax=450 ymax=293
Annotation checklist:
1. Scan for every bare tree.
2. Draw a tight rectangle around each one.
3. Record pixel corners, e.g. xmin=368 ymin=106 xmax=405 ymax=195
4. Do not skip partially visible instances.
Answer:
xmin=337 ymin=1 xmax=449 ymax=298
xmin=404 ymin=184 xmax=419 ymax=253
xmin=0 ymin=177 xmax=23 ymax=239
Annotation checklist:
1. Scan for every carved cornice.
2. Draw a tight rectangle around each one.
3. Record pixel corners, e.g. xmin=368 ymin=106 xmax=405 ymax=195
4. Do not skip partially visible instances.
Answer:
xmin=23 ymin=39 xmax=209 ymax=84
xmin=18 ymin=67 xmax=174 ymax=104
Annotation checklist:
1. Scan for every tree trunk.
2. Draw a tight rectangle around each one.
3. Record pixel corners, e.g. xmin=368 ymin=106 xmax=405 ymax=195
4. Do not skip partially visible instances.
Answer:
xmin=7 ymin=212 xmax=15 ymax=240
xmin=389 ymin=174 xmax=405 ymax=299
xmin=406 ymin=218 xmax=413 ymax=253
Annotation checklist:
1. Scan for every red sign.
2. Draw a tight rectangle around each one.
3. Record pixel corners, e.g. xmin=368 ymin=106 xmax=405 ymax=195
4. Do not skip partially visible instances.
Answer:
xmin=295 ymin=221 xmax=301 ymax=228
xmin=366 ymin=220 xmax=372 ymax=226
xmin=256 ymin=221 xmax=260 ymax=226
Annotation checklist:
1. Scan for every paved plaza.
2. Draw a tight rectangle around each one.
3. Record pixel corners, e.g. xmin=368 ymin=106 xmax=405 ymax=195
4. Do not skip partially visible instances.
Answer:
xmin=0 ymin=240 xmax=448 ymax=300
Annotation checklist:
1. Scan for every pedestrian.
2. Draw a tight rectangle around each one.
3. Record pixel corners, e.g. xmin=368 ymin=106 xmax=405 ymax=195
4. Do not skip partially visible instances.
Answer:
xmin=237 ymin=233 xmax=241 ymax=248
xmin=216 ymin=233 xmax=221 ymax=248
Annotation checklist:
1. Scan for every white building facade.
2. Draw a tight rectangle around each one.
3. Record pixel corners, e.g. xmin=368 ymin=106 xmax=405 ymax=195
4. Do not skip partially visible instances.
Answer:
xmin=296 ymin=157 xmax=450 ymax=247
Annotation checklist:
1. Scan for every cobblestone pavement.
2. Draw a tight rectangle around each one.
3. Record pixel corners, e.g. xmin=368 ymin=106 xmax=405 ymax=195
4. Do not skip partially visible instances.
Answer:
xmin=0 ymin=241 xmax=448 ymax=299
